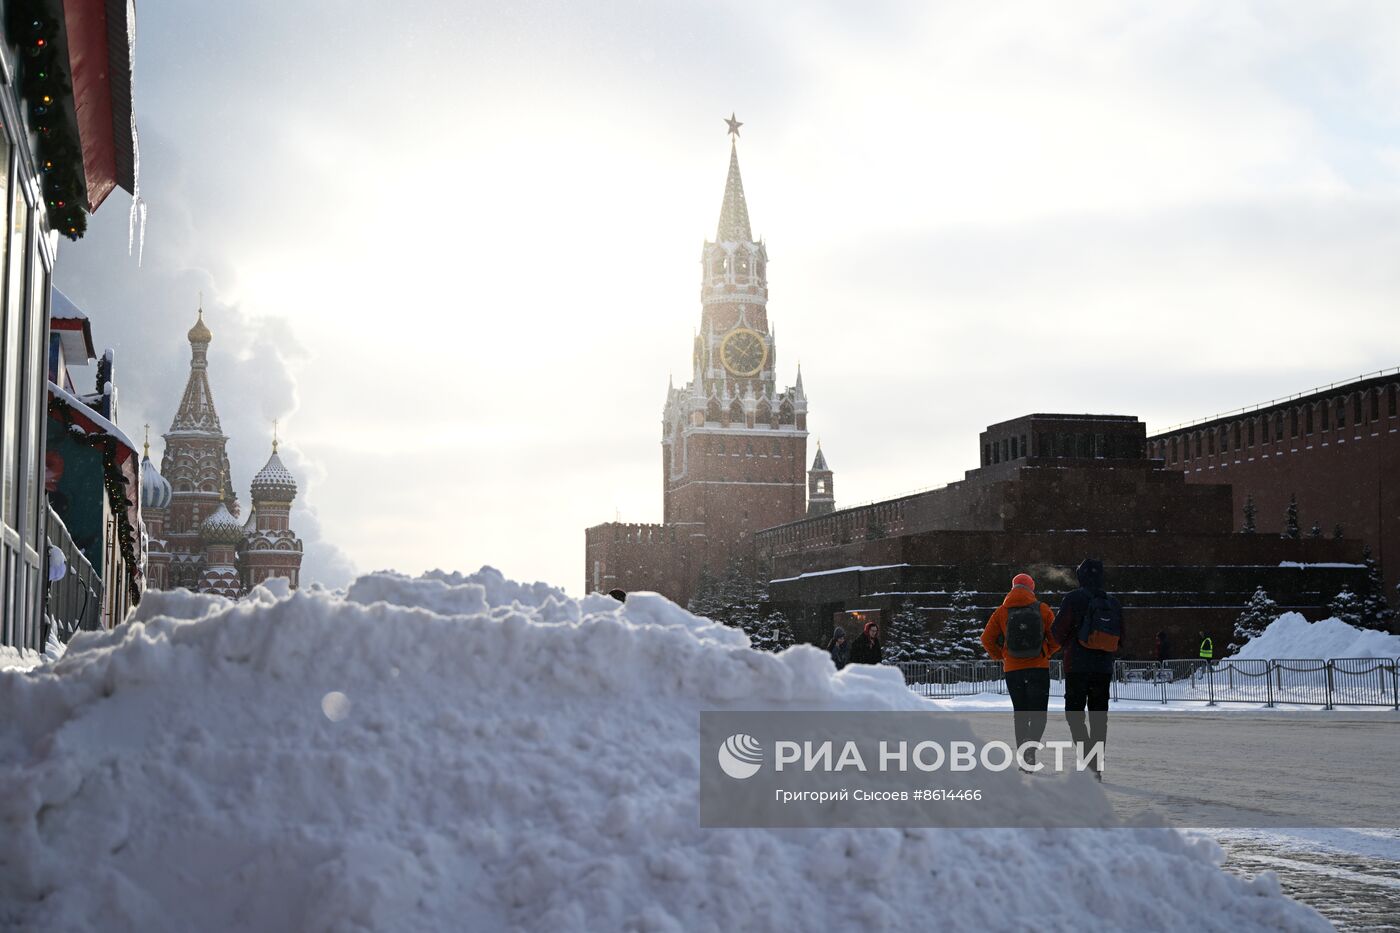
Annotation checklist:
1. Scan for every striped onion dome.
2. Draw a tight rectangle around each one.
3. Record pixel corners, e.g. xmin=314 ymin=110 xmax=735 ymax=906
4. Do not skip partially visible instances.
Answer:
xmin=140 ymin=453 xmax=172 ymax=510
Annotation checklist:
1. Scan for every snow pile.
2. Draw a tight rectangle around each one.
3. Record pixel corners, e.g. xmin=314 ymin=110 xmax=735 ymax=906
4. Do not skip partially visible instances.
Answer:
xmin=0 ymin=644 xmax=41 ymax=673
xmin=1232 ymin=612 xmax=1400 ymax=660
xmin=0 ymin=569 xmax=1324 ymax=932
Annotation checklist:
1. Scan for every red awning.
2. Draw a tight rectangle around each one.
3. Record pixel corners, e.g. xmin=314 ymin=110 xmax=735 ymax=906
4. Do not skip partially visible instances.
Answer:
xmin=61 ymin=0 xmax=138 ymax=212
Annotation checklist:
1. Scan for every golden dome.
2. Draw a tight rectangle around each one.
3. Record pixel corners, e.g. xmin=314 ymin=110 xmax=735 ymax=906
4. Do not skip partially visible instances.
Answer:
xmin=187 ymin=308 xmax=212 ymax=344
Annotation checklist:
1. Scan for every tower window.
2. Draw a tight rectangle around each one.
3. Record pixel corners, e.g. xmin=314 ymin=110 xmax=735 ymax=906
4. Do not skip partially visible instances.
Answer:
xmin=1353 ymin=393 xmax=1362 ymax=425
xmin=816 ymin=480 xmax=827 ymax=494
xmin=1390 ymin=384 xmax=1398 ymax=417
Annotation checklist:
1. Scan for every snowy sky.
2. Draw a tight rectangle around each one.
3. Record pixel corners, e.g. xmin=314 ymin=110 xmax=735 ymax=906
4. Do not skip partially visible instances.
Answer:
xmin=54 ymin=0 xmax=1400 ymax=592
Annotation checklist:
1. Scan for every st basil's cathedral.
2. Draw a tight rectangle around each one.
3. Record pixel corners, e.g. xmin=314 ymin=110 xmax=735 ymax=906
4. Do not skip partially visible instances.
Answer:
xmin=139 ymin=306 xmax=305 ymax=595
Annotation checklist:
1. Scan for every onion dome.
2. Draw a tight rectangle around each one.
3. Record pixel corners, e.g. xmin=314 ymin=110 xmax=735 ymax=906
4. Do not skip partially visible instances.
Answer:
xmin=201 ymin=501 xmax=244 ymax=545
xmin=251 ymin=446 xmax=297 ymax=501
xmin=243 ymin=507 xmax=257 ymax=535
xmin=140 ymin=452 xmax=171 ymax=510
xmin=187 ymin=308 xmax=212 ymax=344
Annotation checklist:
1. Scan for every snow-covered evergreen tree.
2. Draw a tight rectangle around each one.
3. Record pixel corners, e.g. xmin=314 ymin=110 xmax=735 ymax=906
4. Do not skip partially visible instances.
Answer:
xmin=883 ymin=600 xmax=935 ymax=663
xmin=1229 ymin=587 xmax=1278 ymax=652
xmin=1241 ymin=496 xmax=1257 ymax=534
xmin=1356 ymin=545 xmax=1397 ymax=632
xmin=746 ymin=610 xmax=796 ymax=652
xmin=1281 ymin=494 xmax=1300 ymax=540
xmin=1308 ymin=521 xmax=1323 ymax=539
xmin=1327 ymin=586 xmax=1364 ymax=627
xmin=687 ymin=563 xmax=796 ymax=652
xmin=931 ymin=587 xmax=985 ymax=662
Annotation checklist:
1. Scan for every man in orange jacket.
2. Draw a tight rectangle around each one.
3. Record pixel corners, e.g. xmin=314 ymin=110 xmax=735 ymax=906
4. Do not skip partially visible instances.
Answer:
xmin=981 ymin=573 xmax=1059 ymax=770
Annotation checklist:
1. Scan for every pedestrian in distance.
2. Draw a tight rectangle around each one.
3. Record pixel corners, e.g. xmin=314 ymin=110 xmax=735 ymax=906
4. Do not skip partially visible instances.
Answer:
xmin=827 ymin=626 xmax=851 ymax=670
xmin=1197 ymin=630 xmax=1214 ymax=662
xmin=981 ymin=573 xmax=1058 ymax=772
xmin=1051 ymin=559 xmax=1123 ymax=781
xmin=849 ymin=618 xmax=883 ymax=665
xmin=1154 ymin=630 xmax=1171 ymax=664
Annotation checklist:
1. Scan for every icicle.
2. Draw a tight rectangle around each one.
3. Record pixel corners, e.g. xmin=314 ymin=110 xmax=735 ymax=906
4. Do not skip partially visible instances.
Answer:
xmin=125 ymin=1 xmax=146 ymax=265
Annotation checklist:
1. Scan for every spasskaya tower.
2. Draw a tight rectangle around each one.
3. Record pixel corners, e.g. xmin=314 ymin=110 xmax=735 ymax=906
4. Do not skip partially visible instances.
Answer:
xmin=586 ymin=116 xmax=828 ymax=603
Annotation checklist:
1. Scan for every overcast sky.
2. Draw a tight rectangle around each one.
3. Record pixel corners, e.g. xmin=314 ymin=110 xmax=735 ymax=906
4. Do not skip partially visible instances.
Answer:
xmin=54 ymin=0 xmax=1400 ymax=592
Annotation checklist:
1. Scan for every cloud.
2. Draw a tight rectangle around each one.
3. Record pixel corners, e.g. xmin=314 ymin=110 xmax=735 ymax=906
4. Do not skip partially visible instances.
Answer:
xmin=53 ymin=127 xmax=357 ymax=588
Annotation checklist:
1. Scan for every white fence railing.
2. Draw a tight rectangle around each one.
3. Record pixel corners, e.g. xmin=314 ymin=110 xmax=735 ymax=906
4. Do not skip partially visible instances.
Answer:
xmin=895 ymin=658 xmax=1400 ymax=709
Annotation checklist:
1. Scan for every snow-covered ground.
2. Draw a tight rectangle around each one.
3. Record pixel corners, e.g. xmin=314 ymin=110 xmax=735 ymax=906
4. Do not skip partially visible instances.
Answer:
xmin=0 ymin=569 xmax=1330 ymax=931
xmin=1232 ymin=612 xmax=1400 ymax=660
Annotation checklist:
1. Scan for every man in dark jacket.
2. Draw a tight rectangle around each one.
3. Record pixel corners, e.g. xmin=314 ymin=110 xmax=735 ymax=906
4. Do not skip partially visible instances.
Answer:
xmin=849 ymin=619 xmax=882 ymax=665
xmin=827 ymin=627 xmax=851 ymax=670
xmin=1154 ymin=630 xmax=1171 ymax=664
xmin=1051 ymin=559 xmax=1122 ymax=779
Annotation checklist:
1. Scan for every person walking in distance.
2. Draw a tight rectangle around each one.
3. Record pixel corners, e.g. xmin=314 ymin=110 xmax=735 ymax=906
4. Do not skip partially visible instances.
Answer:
xmin=849 ymin=618 xmax=882 ymax=665
xmin=827 ymin=626 xmax=851 ymax=670
xmin=1051 ymin=559 xmax=1124 ymax=781
xmin=1154 ymin=630 xmax=1171 ymax=664
xmin=981 ymin=573 xmax=1058 ymax=772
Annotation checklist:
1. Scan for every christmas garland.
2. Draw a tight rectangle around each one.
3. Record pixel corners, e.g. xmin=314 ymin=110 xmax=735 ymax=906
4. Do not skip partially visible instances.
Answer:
xmin=48 ymin=393 xmax=144 ymax=605
xmin=5 ymin=0 xmax=88 ymax=239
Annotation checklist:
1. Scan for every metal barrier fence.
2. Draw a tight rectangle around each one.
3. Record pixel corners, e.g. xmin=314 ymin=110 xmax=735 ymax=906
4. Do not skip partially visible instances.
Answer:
xmin=44 ymin=505 xmax=103 ymax=642
xmin=896 ymin=657 xmax=1400 ymax=709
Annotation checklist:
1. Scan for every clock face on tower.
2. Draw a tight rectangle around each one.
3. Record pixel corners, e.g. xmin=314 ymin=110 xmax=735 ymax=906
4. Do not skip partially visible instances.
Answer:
xmin=720 ymin=327 xmax=767 ymax=377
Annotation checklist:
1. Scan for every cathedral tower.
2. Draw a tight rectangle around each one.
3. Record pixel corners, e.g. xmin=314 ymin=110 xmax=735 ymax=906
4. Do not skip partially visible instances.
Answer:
xmin=162 ymin=306 xmax=238 ymax=590
xmin=661 ymin=117 xmax=809 ymax=575
xmin=242 ymin=431 xmax=304 ymax=589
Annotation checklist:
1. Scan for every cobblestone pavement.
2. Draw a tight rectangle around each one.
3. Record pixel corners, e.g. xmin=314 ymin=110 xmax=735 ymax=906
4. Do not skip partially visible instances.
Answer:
xmin=1216 ymin=833 xmax=1400 ymax=932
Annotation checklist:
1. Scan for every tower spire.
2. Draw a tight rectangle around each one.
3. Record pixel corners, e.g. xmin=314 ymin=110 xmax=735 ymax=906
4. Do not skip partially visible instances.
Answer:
xmin=272 ymin=418 xmax=279 ymax=453
xmin=143 ymin=423 xmax=150 ymax=458
xmin=716 ymin=116 xmax=752 ymax=243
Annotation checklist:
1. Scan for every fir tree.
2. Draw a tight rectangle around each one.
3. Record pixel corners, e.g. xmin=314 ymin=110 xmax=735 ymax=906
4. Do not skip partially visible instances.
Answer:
xmin=1241 ymin=495 xmax=1257 ymax=534
xmin=933 ymin=587 xmax=986 ymax=662
xmin=746 ymin=610 xmax=797 ymax=652
xmin=1327 ymin=586 xmax=1364 ymax=628
xmin=1308 ymin=521 xmax=1323 ymax=539
xmin=1356 ymin=545 xmax=1397 ymax=632
xmin=687 ymin=561 xmax=797 ymax=652
xmin=1281 ymin=494 xmax=1300 ymax=540
xmin=1229 ymin=586 xmax=1278 ymax=652
xmin=882 ymin=599 xmax=936 ymax=663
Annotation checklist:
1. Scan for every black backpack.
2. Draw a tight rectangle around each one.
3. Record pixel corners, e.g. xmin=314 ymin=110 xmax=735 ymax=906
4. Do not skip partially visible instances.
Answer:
xmin=1004 ymin=603 xmax=1045 ymax=659
xmin=1076 ymin=592 xmax=1123 ymax=653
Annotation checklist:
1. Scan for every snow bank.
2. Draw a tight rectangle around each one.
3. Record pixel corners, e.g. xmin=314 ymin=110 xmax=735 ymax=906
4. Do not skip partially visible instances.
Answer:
xmin=0 ymin=568 xmax=1324 ymax=932
xmin=0 ymin=644 xmax=41 ymax=673
xmin=1232 ymin=612 xmax=1400 ymax=660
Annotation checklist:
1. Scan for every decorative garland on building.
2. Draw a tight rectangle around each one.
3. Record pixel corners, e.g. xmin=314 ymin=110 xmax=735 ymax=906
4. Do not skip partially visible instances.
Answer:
xmin=48 ymin=394 xmax=144 ymax=604
xmin=5 ymin=1 xmax=88 ymax=239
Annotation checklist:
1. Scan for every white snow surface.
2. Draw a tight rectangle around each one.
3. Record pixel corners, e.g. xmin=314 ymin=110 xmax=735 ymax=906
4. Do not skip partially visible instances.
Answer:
xmin=0 ymin=569 xmax=1326 ymax=932
xmin=1231 ymin=612 xmax=1400 ymax=660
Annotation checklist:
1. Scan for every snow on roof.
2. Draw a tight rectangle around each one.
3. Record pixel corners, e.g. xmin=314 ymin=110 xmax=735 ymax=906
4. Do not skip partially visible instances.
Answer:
xmin=49 ymin=380 xmax=139 ymax=459
xmin=770 ymin=563 xmax=910 ymax=583
xmin=49 ymin=288 xmax=97 ymax=363
xmin=0 ymin=568 xmax=1323 ymax=929
xmin=50 ymin=287 xmax=88 ymax=320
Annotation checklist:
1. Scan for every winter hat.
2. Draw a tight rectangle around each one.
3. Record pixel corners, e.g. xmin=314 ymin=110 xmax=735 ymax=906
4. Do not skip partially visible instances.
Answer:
xmin=833 ymin=626 xmax=847 ymax=640
xmin=1011 ymin=572 xmax=1036 ymax=592
xmin=1075 ymin=559 xmax=1104 ymax=591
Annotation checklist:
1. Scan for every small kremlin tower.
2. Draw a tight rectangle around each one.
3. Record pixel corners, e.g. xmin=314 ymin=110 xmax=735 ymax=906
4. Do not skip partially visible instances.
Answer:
xmin=152 ymin=302 xmax=306 ymax=594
